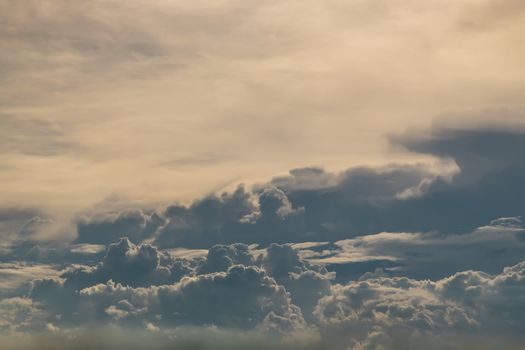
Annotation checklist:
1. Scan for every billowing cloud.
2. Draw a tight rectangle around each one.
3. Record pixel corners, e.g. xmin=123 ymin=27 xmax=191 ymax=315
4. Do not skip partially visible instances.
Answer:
xmin=315 ymin=259 xmax=525 ymax=349
xmin=0 ymin=236 xmax=523 ymax=349
xmin=24 ymin=243 xmax=313 ymax=334
xmin=76 ymin=210 xmax=164 ymax=245
xmin=61 ymin=127 xmax=525 ymax=252
xmin=2 ymin=0 xmax=525 ymax=347
xmin=62 ymin=238 xmax=174 ymax=289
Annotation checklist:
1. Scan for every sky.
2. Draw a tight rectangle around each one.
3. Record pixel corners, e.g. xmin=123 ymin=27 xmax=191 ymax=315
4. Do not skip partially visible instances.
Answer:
xmin=1 ymin=0 xmax=525 ymax=349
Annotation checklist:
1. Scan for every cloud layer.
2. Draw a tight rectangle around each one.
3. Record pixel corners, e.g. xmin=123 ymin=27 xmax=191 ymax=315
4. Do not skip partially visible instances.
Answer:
xmin=2 ymin=236 xmax=525 ymax=349
xmin=2 ymin=0 xmax=525 ymax=347
xmin=1 ymin=0 xmax=525 ymax=214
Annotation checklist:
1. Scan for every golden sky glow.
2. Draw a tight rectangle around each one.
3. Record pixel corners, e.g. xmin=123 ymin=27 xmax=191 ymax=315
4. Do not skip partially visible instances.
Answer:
xmin=1 ymin=0 xmax=525 ymax=214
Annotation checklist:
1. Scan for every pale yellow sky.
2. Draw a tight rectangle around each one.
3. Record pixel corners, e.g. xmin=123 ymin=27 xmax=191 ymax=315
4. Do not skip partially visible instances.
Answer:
xmin=1 ymin=0 xmax=525 ymax=216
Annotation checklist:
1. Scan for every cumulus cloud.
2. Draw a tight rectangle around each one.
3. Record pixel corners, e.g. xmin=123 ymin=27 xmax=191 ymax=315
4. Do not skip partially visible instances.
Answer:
xmin=75 ymin=185 xmax=306 ymax=249
xmin=316 ymin=260 xmax=525 ymax=349
xmin=3 ymin=125 xmax=525 ymax=348
xmin=1 ymin=236 xmax=523 ymax=349
xmin=62 ymin=238 xmax=175 ymax=289
xmin=2 ymin=0 xmax=525 ymax=347
xmin=76 ymin=210 xmax=164 ymax=245
xmin=12 ymin=240 xmax=322 ymax=334
xmin=197 ymin=243 xmax=254 ymax=274
xmin=55 ymin=127 xmax=520 ymax=251
xmin=82 ymin=265 xmax=306 ymax=331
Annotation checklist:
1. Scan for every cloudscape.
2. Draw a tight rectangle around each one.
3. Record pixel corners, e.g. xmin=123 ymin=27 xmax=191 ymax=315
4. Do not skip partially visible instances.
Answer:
xmin=1 ymin=1 xmax=525 ymax=349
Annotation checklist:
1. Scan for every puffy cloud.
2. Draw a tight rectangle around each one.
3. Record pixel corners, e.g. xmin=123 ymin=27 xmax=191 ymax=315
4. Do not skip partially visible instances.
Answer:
xmin=315 ymin=260 xmax=525 ymax=349
xmin=258 ymin=244 xmax=334 ymax=323
xmin=437 ymin=260 xmax=525 ymax=331
xmin=151 ymin=185 xmax=256 ymax=248
xmin=197 ymin=243 xmax=254 ymax=274
xmin=76 ymin=210 xmax=163 ymax=245
xmin=4 ymin=123 xmax=525 ymax=347
xmin=269 ymin=127 xmax=525 ymax=243
xmin=285 ymin=271 xmax=333 ymax=324
xmin=0 ymin=239 xmax=343 ymax=342
xmin=59 ymin=265 xmax=307 ymax=332
xmin=150 ymin=185 xmax=307 ymax=248
xmin=62 ymin=238 xmax=174 ymax=289
xmin=13 ymin=241 xmax=317 ymax=335
xmin=59 ymin=127 xmax=525 ymax=251
xmin=0 ymin=233 xmax=523 ymax=349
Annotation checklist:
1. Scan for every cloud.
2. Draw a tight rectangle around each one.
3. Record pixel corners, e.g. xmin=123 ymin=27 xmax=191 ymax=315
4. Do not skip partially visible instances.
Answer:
xmin=0 ymin=262 xmax=59 ymax=298
xmin=278 ymin=127 xmax=525 ymax=240
xmin=58 ymin=126 xmax=525 ymax=259
xmin=76 ymin=209 xmax=163 ymax=245
xmin=68 ymin=127 xmax=525 ymax=250
xmin=4 ymin=121 xmax=525 ymax=348
xmin=4 ymin=236 xmax=525 ymax=349
xmin=152 ymin=185 xmax=256 ymax=248
xmin=2 ymin=0 xmax=525 ymax=347
xmin=0 ymin=297 xmax=45 ymax=333
xmin=197 ymin=243 xmax=254 ymax=274
xmin=1 ymin=0 xmax=525 ymax=217
xmin=0 ymin=208 xmax=41 ymax=244
xmin=315 ymin=259 xmax=525 ymax=349
xmin=90 ymin=265 xmax=305 ymax=330
xmin=0 ymin=327 xmax=321 ymax=350
xmin=62 ymin=238 xmax=174 ymax=289
xmin=10 ymin=240 xmax=334 ymax=335
xmin=304 ymin=218 xmax=525 ymax=281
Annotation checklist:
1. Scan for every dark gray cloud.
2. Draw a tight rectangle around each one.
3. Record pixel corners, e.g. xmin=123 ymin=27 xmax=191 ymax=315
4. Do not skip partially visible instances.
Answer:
xmin=153 ymin=185 xmax=257 ymax=247
xmin=81 ymin=264 xmax=306 ymax=331
xmin=257 ymin=243 xmax=334 ymax=323
xmin=9 ymin=240 xmax=329 ymax=334
xmin=197 ymin=243 xmax=254 ymax=274
xmin=303 ymin=218 xmax=525 ymax=281
xmin=76 ymin=185 xmax=306 ymax=248
xmin=76 ymin=209 xmax=163 ymax=245
xmin=72 ymin=126 xmax=525 ymax=255
xmin=3 ymin=126 xmax=525 ymax=348
xmin=0 ymin=210 xmax=106 ymax=267
xmin=278 ymin=127 xmax=525 ymax=240
xmin=62 ymin=238 xmax=175 ymax=289
xmin=0 ymin=236 xmax=523 ymax=349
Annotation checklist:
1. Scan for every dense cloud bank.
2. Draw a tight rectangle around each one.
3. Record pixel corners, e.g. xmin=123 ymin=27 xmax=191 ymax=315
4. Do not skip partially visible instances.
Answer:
xmin=2 ymin=127 xmax=525 ymax=348
xmin=59 ymin=127 xmax=525 ymax=249
xmin=1 ymin=127 xmax=522 ymax=259
xmin=0 ymin=237 xmax=524 ymax=349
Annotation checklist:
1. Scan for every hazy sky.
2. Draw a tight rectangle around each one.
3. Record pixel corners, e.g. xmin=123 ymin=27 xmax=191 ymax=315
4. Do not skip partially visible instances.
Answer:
xmin=2 ymin=2 xmax=525 ymax=349
xmin=2 ymin=0 xmax=525 ymax=216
